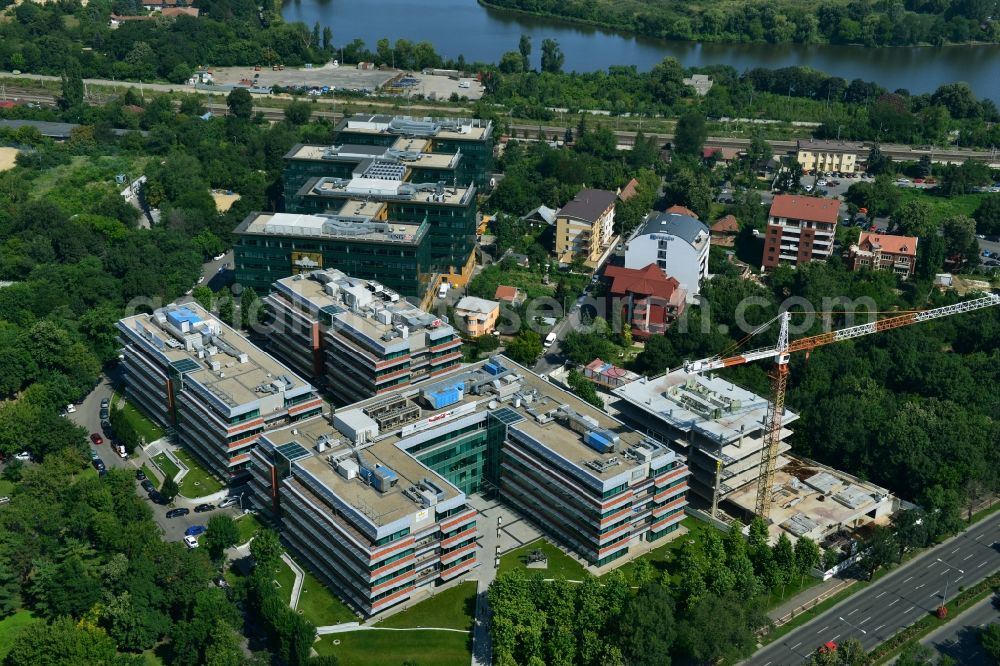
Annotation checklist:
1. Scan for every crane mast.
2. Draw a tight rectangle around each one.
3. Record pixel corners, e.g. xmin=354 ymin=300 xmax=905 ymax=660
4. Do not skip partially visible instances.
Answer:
xmin=682 ymin=293 xmax=1000 ymax=520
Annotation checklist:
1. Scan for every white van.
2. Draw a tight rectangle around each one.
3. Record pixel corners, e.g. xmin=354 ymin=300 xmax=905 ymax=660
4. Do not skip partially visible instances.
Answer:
xmin=543 ymin=332 xmax=557 ymax=348
xmin=438 ymin=282 xmax=449 ymax=299
xmin=458 ymin=81 xmax=471 ymax=89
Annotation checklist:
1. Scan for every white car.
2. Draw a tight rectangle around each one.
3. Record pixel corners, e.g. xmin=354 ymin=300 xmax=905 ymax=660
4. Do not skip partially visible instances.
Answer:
xmin=804 ymin=185 xmax=814 ymax=192
xmin=218 ymin=496 xmax=240 ymax=509
xmin=197 ymin=276 xmax=205 ymax=284
xmin=14 ymin=452 xmax=32 ymax=462
xmin=183 ymin=535 xmax=199 ymax=549
xmin=213 ymin=253 xmax=226 ymax=261
xmin=65 ymin=404 xmax=77 ymax=414
xmin=817 ymin=179 xmax=827 ymax=187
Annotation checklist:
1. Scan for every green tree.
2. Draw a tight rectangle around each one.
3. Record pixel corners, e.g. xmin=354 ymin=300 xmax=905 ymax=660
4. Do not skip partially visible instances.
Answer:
xmin=59 ymin=59 xmax=85 ymax=112
xmin=794 ymin=536 xmax=821 ymax=583
xmin=980 ymin=623 xmax=1000 ymax=661
xmin=745 ymin=133 xmax=772 ymax=173
xmin=250 ymin=528 xmax=283 ymax=569
xmin=540 ymin=39 xmax=564 ymax=73
xmin=941 ymin=215 xmax=980 ymax=266
xmin=677 ymin=592 xmax=764 ymax=665
xmin=891 ymin=200 xmax=935 ymax=238
xmin=673 ymin=111 xmax=707 ymax=158
xmin=284 ymin=101 xmax=313 ymax=126
xmin=193 ymin=285 xmax=214 ymax=312
xmin=204 ymin=515 xmax=241 ymax=561
xmin=618 ymin=583 xmax=676 ymax=666
xmin=648 ymin=57 xmax=685 ymax=106
xmin=862 ymin=525 xmax=898 ymax=579
xmin=895 ymin=641 xmax=936 ymax=666
xmin=241 ymin=286 xmax=261 ymax=330
xmin=204 ymin=619 xmax=244 ymax=666
xmin=3 ymin=616 xmax=124 ymax=665
xmin=973 ymin=195 xmax=1000 ymax=236
xmin=0 ymin=560 xmax=20 ymax=618
xmin=505 ymin=329 xmax=543 ymax=365
xmin=226 ymin=88 xmax=254 ymax=120
xmin=518 ymin=34 xmax=532 ymax=71
xmin=218 ymin=287 xmax=236 ymax=327
xmin=498 ymin=51 xmax=524 ymax=74
xmin=161 ymin=476 xmax=179 ymax=502
xmin=772 ymin=532 xmax=796 ymax=581
xmin=566 ymin=369 xmax=603 ymax=408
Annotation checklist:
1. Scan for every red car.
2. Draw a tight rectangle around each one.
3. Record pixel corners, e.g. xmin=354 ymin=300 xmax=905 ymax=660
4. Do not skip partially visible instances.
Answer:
xmin=90 ymin=433 xmax=104 ymax=445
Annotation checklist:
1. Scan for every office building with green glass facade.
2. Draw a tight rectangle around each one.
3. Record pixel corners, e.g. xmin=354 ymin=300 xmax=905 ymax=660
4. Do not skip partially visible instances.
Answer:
xmin=233 ymin=211 xmax=432 ymax=298
xmin=248 ymin=356 xmax=689 ymax=616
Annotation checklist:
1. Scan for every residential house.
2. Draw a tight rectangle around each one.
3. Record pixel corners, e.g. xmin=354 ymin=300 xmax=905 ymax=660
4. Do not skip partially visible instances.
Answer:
xmin=554 ymin=188 xmax=617 ymax=264
xmin=682 ymin=74 xmax=713 ymax=96
xmin=604 ymin=264 xmax=687 ymax=339
xmin=848 ymin=232 xmax=918 ymax=279
xmin=623 ymin=211 xmax=710 ymax=302
xmin=453 ymin=296 xmax=500 ymax=337
xmin=762 ymin=195 xmax=839 ymax=269
xmin=583 ymin=359 xmax=640 ymax=390
xmin=494 ymin=285 xmax=522 ymax=305
xmin=618 ymin=178 xmax=639 ymax=202
xmin=795 ymin=139 xmax=864 ymax=175
xmin=710 ymin=215 xmax=739 ymax=247
xmin=521 ymin=205 xmax=557 ymax=228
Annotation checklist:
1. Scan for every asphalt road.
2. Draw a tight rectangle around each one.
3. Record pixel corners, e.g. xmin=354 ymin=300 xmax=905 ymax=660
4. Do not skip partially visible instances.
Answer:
xmin=913 ymin=594 xmax=1000 ymax=665
xmin=744 ymin=511 xmax=1000 ymax=665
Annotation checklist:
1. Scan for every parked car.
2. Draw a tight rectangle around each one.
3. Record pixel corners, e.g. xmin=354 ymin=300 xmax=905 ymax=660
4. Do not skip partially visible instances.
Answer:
xmin=213 ymin=253 xmax=226 ymax=261
xmin=141 ymin=479 xmax=155 ymax=493
xmin=65 ymin=403 xmax=77 ymax=414
xmin=99 ymin=407 xmax=109 ymax=420
xmin=194 ymin=503 xmax=215 ymax=513
xmin=217 ymin=496 xmax=241 ymax=509
xmin=0 ymin=496 xmax=10 ymax=504
xmin=183 ymin=535 xmax=199 ymax=549
xmin=101 ymin=420 xmax=113 ymax=435
xmin=14 ymin=452 xmax=32 ymax=462
xmin=185 ymin=525 xmax=207 ymax=537
xmin=166 ymin=508 xmax=190 ymax=519
xmin=92 ymin=458 xmax=106 ymax=471
xmin=135 ymin=469 xmax=146 ymax=481
xmin=149 ymin=490 xmax=167 ymax=505
xmin=90 ymin=433 xmax=104 ymax=446
xmin=100 ymin=398 xmax=109 ymax=409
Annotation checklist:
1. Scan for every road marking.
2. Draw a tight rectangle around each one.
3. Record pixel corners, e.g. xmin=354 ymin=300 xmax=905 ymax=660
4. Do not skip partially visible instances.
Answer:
xmin=790 ymin=642 xmax=801 ymax=650
xmin=915 ymin=583 xmax=925 ymax=590
xmin=888 ymin=599 xmax=899 ymax=607
xmin=763 ymin=662 xmax=772 ymax=666
xmin=951 ymin=547 xmax=960 ymax=554
xmin=875 ymin=591 xmax=887 ymax=598
xmin=848 ymin=608 xmax=859 ymax=616
xmin=930 ymin=590 xmax=940 ymax=598
xmin=861 ymin=616 xmax=871 ymax=624
xmin=905 ymin=606 xmax=915 ymax=613
xmin=818 ymin=625 xmax=829 ymax=634
xmin=874 ymin=624 xmax=886 ymax=633
xmin=831 ymin=633 xmax=841 ymax=642
xmin=904 ymin=576 xmax=914 ymax=583
xmin=927 ymin=560 xmax=938 ymax=568
xmin=964 ymin=554 xmax=974 ymax=561
xmin=978 ymin=561 xmax=988 ymax=569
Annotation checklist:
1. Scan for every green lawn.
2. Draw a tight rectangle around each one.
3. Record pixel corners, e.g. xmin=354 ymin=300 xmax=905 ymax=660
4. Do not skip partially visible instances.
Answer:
xmin=763 ymin=571 xmax=822 ymax=609
xmin=235 ymin=514 xmax=265 ymax=545
xmin=117 ymin=399 xmax=166 ymax=444
xmin=0 ymin=611 xmax=39 ymax=659
xmin=498 ymin=539 xmax=589 ymax=580
xmin=314 ymin=630 xmax=471 ymax=666
xmin=152 ymin=454 xmax=180 ymax=483
xmin=0 ymin=479 xmax=15 ymax=496
xmin=615 ymin=517 xmax=707 ymax=585
xmin=376 ymin=581 xmax=476 ymax=630
xmin=296 ymin=567 xmax=358 ymax=627
xmin=896 ymin=188 xmax=986 ymax=221
xmin=140 ymin=464 xmax=159 ymax=484
xmin=173 ymin=448 xmax=224 ymax=498
xmin=270 ymin=558 xmax=296 ymax=606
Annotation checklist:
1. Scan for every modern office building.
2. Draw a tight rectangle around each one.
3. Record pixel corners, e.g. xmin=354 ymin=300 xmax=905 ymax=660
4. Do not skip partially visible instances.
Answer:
xmin=624 ymin=210 xmax=710 ymax=302
xmin=553 ymin=188 xmax=617 ymax=264
xmin=249 ymin=356 xmax=690 ymax=615
xmin=848 ymin=232 xmax=918 ymax=279
xmin=332 ymin=114 xmax=494 ymax=188
xmin=263 ymin=269 xmax=463 ymax=405
xmin=612 ymin=371 xmax=797 ymax=516
xmin=795 ymin=139 xmax=864 ymax=175
xmin=762 ymin=195 xmax=839 ymax=269
xmin=233 ymin=211 xmax=432 ymax=298
xmin=116 ymin=303 xmax=322 ymax=481
xmin=249 ymin=414 xmax=478 ymax=617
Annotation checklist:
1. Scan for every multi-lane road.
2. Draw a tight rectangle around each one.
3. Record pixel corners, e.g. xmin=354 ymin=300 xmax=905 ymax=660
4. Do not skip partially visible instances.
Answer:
xmin=745 ymin=511 xmax=1000 ymax=665
xmin=912 ymin=594 xmax=1000 ymax=664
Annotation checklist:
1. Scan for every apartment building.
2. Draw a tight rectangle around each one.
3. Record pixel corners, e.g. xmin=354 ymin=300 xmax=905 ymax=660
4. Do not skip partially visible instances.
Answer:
xmin=603 ymin=264 xmax=686 ymax=340
xmin=333 ymin=114 xmax=494 ymax=188
xmin=117 ymin=303 xmax=322 ymax=481
xmin=762 ymin=195 xmax=840 ymax=269
xmin=612 ymin=371 xmax=797 ymax=514
xmin=263 ymin=269 xmax=463 ymax=405
xmin=795 ymin=139 xmax=864 ymax=175
xmin=249 ymin=356 xmax=689 ymax=614
xmin=452 ymin=296 xmax=500 ymax=337
xmin=623 ymin=210 xmax=710 ymax=302
xmin=554 ymin=188 xmax=617 ymax=264
xmin=233 ymin=211 xmax=432 ymax=298
xmin=848 ymin=232 xmax=918 ymax=279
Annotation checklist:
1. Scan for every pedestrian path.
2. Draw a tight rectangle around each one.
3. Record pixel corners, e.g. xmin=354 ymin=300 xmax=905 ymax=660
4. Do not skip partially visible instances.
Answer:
xmin=282 ymin=552 xmax=305 ymax=611
xmin=316 ymin=624 xmax=469 ymax=635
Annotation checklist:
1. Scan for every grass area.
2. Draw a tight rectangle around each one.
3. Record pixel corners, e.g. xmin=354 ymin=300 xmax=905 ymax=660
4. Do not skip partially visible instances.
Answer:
xmin=499 ymin=539 xmax=590 ymax=580
xmin=296 ymin=567 xmax=358 ymax=627
xmin=140 ymin=464 xmax=159 ymax=484
xmin=764 ymin=572 xmax=823 ymax=609
xmin=235 ymin=513 xmax=265 ymax=545
xmin=0 ymin=611 xmax=39 ymax=659
xmin=970 ymin=497 xmax=1000 ymax=524
xmin=152 ymin=454 xmax=180 ymax=483
xmin=314 ymin=630 xmax=471 ymax=666
xmin=762 ymin=580 xmax=865 ymax=644
xmin=616 ymin=517 xmax=707 ymax=585
xmin=270 ymin=558 xmax=296 ymax=607
xmin=896 ymin=188 xmax=986 ymax=221
xmin=0 ymin=479 xmax=15 ymax=496
xmin=377 ymin=581 xmax=477 ymax=631
xmin=142 ymin=648 xmax=165 ymax=666
xmin=118 ymin=400 xmax=166 ymax=443
xmin=469 ymin=263 xmax=589 ymax=304
xmin=172 ymin=448 xmax=224 ymax=498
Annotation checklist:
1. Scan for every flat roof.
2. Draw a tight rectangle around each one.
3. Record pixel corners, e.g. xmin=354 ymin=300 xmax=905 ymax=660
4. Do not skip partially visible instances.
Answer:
xmin=612 ymin=370 xmax=798 ymax=445
xmin=340 ymin=356 xmax=675 ymax=483
xmin=300 ymin=177 xmax=473 ymax=206
xmin=286 ymin=142 xmax=459 ymax=171
xmin=336 ymin=114 xmax=492 ymax=142
xmin=235 ymin=212 xmax=425 ymax=245
xmin=262 ymin=415 xmax=462 ymax=528
xmin=119 ymin=302 xmax=313 ymax=411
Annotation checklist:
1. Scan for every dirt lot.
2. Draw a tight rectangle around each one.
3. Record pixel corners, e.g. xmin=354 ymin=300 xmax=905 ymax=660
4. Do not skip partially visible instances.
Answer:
xmin=393 ymin=73 xmax=484 ymax=101
xmin=208 ymin=63 xmax=395 ymax=92
xmin=0 ymin=147 xmax=18 ymax=171
xmin=211 ymin=190 xmax=240 ymax=212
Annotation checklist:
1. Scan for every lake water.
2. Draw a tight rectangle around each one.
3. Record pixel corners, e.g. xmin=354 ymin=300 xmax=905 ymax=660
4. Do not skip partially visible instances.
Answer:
xmin=282 ymin=0 xmax=1000 ymax=101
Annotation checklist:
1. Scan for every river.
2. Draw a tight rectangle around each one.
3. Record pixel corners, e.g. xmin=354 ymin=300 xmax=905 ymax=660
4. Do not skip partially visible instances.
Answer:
xmin=281 ymin=0 xmax=1000 ymax=102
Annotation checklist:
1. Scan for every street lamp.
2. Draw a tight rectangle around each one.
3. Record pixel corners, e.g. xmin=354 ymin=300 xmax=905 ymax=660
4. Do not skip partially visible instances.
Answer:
xmin=838 ymin=615 xmax=868 ymax=636
xmin=937 ymin=558 xmax=964 ymax=607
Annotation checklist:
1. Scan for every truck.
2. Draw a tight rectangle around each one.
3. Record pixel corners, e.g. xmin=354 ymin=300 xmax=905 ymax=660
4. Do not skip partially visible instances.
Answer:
xmin=544 ymin=331 xmax=557 ymax=348
xmin=115 ymin=443 xmax=128 ymax=460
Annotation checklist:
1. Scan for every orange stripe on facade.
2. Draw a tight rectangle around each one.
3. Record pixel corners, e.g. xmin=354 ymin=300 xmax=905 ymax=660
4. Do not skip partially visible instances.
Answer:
xmin=654 ymin=483 xmax=688 ymax=502
xmin=440 ymin=528 xmax=477 ymax=549
xmin=370 ymin=554 xmax=415 ymax=579
xmin=440 ymin=542 xmax=476 ymax=564
xmin=371 ymin=585 xmax=414 ymax=610
xmin=370 ymin=537 xmax=416 ymax=562
xmin=440 ymin=510 xmax=476 ymax=532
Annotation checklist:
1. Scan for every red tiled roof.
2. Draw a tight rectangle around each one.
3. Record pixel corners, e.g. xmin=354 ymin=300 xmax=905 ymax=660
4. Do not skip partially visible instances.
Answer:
xmin=618 ymin=178 xmax=639 ymax=201
xmin=711 ymin=215 xmax=738 ymax=234
xmin=494 ymin=285 xmax=519 ymax=301
xmin=604 ymin=264 xmax=680 ymax=300
xmin=769 ymin=195 xmax=840 ymax=223
xmin=665 ymin=205 xmax=699 ymax=220
xmin=162 ymin=6 xmax=199 ymax=16
xmin=859 ymin=232 xmax=918 ymax=257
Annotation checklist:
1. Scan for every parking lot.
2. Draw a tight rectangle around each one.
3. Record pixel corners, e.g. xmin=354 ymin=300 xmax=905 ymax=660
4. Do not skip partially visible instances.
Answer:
xmin=208 ymin=63 xmax=395 ymax=93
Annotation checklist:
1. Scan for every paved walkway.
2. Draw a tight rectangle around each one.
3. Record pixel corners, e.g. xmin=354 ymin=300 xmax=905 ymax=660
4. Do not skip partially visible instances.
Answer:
xmin=767 ymin=575 xmax=856 ymax=624
xmin=281 ymin=552 xmax=305 ymax=611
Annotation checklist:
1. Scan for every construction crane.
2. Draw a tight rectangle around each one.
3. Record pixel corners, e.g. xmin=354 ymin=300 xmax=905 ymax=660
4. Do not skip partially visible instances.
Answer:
xmin=682 ymin=292 xmax=1000 ymax=520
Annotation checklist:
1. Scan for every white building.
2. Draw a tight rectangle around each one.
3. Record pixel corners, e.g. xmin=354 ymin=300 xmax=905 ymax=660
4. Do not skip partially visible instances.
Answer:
xmin=623 ymin=211 xmax=710 ymax=302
